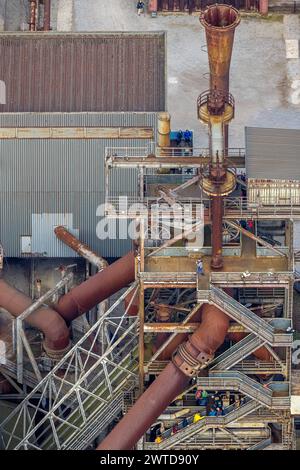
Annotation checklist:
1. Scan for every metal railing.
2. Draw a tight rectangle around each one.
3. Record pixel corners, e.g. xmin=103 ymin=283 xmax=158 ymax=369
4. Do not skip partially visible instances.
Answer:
xmin=0 ymin=283 xmax=139 ymax=450
xmin=198 ymin=371 xmax=290 ymax=409
xmin=146 ymin=399 xmax=261 ymax=450
xmin=210 ymin=271 xmax=293 ymax=286
xmin=209 ymin=286 xmax=292 ymax=346
xmin=140 ymin=271 xmax=197 ymax=285
xmin=105 ymin=195 xmax=300 ymax=220
xmin=210 ymin=334 xmax=266 ymax=371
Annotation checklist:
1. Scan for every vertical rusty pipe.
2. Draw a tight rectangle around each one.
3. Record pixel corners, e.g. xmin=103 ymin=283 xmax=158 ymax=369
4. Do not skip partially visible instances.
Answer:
xmin=55 ymin=251 xmax=136 ymax=322
xmin=29 ymin=1 xmax=37 ymax=31
xmin=211 ymin=195 xmax=224 ymax=269
xmin=43 ymin=0 xmax=51 ymax=31
xmin=97 ymin=304 xmax=229 ymax=450
xmin=0 ymin=279 xmax=70 ymax=353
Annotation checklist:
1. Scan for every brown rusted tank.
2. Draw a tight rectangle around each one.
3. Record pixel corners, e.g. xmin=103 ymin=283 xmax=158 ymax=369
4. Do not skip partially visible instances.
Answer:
xmin=55 ymin=251 xmax=135 ymax=322
xmin=0 ymin=279 xmax=70 ymax=353
xmin=200 ymin=4 xmax=240 ymax=94
xmin=97 ymin=303 xmax=229 ymax=450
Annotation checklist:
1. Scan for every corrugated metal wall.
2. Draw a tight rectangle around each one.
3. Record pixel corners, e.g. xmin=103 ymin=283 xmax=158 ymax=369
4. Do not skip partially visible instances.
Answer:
xmin=0 ymin=112 xmax=157 ymax=258
xmin=245 ymin=127 xmax=300 ymax=181
xmin=0 ymin=33 xmax=166 ymax=113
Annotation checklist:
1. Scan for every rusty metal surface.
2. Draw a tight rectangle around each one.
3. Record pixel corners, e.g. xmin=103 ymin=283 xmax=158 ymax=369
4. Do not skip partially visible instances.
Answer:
xmin=0 ymin=32 xmax=165 ymax=112
xmin=97 ymin=303 xmax=229 ymax=450
xmin=54 ymin=226 xmax=108 ymax=271
xmin=157 ymin=0 xmax=258 ymax=12
xmin=0 ymin=279 xmax=70 ymax=351
xmin=29 ymin=1 xmax=37 ymax=31
xmin=200 ymin=4 xmax=240 ymax=94
xmin=43 ymin=0 xmax=51 ymax=31
xmin=55 ymin=251 xmax=136 ymax=322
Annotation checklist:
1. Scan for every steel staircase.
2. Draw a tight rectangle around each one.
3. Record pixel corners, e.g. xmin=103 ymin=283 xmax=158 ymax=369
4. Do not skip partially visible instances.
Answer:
xmin=197 ymin=371 xmax=290 ymax=409
xmin=146 ymin=399 xmax=261 ymax=450
xmin=210 ymin=334 xmax=266 ymax=371
xmin=205 ymin=286 xmax=292 ymax=346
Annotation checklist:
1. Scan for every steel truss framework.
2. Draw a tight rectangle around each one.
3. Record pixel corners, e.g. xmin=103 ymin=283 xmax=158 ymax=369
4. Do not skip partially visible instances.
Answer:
xmin=0 ymin=283 xmax=139 ymax=450
xmin=104 ymin=147 xmax=297 ymax=450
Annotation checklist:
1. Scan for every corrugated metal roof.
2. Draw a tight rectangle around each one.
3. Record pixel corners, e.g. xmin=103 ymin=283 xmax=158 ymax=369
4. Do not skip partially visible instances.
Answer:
xmin=0 ymin=32 xmax=166 ymax=113
xmin=245 ymin=127 xmax=300 ymax=180
xmin=0 ymin=112 xmax=157 ymax=258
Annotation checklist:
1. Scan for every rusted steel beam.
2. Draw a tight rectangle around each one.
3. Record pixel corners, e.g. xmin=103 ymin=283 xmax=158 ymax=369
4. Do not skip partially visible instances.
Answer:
xmin=109 ymin=155 xmax=245 ymax=168
xmin=43 ymin=0 xmax=51 ymax=31
xmin=54 ymin=226 xmax=108 ymax=271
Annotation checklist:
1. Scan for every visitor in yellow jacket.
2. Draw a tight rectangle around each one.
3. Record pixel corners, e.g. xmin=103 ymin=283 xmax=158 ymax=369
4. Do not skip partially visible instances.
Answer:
xmin=193 ymin=412 xmax=205 ymax=423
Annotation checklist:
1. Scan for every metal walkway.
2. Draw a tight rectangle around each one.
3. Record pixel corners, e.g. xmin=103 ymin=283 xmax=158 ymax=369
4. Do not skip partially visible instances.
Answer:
xmin=203 ymin=286 xmax=292 ymax=347
xmin=210 ymin=334 xmax=266 ymax=371
xmin=146 ymin=399 xmax=261 ymax=450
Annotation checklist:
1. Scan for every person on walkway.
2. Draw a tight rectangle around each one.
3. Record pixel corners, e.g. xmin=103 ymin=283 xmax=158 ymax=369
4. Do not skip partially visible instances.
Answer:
xmin=171 ymin=424 xmax=179 ymax=435
xmin=182 ymin=417 xmax=189 ymax=428
xmin=137 ymin=1 xmax=145 ymax=15
xmin=195 ymin=388 xmax=202 ymax=406
xmin=208 ymin=407 xmax=217 ymax=416
xmin=193 ymin=412 xmax=204 ymax=423
xmin=196 ymin=258 xmax=204 ymax=276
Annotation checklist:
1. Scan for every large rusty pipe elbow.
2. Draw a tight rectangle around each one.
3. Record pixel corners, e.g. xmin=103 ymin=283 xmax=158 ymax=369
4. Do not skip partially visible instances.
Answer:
xmin=0 ymin=279 xmax=70 ymax=352
xmin=97 ymin=303 xmax=229 ymax=450
xmin=55 ymin=251 xmax=135 ymax=322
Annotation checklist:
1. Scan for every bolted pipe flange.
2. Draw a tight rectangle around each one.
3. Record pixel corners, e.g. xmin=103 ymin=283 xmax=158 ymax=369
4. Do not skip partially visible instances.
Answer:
xmin=42 ymin=340 xmax=72 ymax=360
xmin=172 ymin=341 xmax=213 ymax=377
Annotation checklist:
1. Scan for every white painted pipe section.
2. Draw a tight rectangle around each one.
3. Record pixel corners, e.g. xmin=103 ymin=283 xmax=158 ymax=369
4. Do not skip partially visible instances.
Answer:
xmin=211 ymin=120 xmax=224 ymax=164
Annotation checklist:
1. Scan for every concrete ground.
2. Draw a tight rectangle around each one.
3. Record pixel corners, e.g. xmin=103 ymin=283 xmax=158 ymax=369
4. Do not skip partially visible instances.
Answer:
xmin=71 ymin=0 xmax=300 ymax=147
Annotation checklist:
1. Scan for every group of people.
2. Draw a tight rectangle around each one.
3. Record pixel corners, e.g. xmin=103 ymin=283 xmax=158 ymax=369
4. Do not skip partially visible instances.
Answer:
xmin=175 ymin=129 xmax=193 ymax=147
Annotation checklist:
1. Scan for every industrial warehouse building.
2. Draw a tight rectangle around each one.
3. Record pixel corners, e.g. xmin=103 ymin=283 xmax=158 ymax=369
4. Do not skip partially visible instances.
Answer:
xmin=0 ymin=32 xmax=165 ymax=260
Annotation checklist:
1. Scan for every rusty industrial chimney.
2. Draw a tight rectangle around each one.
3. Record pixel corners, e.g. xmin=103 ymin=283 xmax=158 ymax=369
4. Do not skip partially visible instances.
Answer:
xmin=198 ymin=4 xmax=240 ymax=269
xmin=200 ymin=4 xmax=240 ymax=94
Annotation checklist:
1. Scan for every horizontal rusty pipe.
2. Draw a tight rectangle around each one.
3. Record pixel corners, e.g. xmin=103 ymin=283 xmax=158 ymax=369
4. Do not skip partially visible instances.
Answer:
xmin=55 ymin=251 xmax=135 ymax=322
xmin=97 ymin=303 xmax=229 ymax=450
xmin=55 ymin=226 xmax=108 ymax=271
xmin=0 ymin=279 xmax=70 ymax=353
